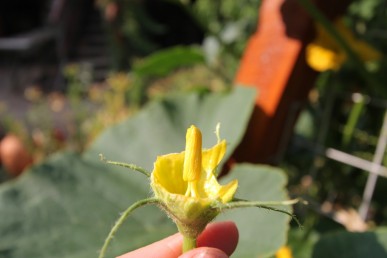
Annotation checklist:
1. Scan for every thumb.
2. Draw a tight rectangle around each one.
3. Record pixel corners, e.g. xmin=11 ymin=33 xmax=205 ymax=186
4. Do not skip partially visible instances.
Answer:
xmin=178 ymin=247 xmax=229 ymax=258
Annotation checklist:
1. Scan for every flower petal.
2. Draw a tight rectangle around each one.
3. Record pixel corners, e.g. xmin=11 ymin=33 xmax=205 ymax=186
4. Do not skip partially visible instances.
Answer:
xmin=306 ymin=44 xmax=342 ymax=71
xmin=218 ymin=179 xmax=238 ymax=203
xmin=153 ymin=152 xmax=187 ymax=195
xmin=202 ymin=140 xmax=226 ymax=177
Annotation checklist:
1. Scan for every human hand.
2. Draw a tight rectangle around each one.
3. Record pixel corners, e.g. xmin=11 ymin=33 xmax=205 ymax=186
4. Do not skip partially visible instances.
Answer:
xmin=117 ymin=221 xmax=239 ymax=258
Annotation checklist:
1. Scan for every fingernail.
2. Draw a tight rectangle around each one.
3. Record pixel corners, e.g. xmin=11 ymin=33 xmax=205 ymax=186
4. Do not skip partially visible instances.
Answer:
xmin=192 ymin=251 xmax=228 ymax=258
xmin=179 ymin=248 xmax=228 ymax=258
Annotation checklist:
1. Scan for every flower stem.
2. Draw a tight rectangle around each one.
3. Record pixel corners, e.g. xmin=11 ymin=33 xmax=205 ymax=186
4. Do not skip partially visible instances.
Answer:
xmin=99 ymin=154 xmax=151 ymax=177
xmin=98 ymin=197 xmax=159 ymax=258
xmin=182 ymin=236 xmax=197 ymax=253
xmin=220 ymin=198 xmax=303 ymax=228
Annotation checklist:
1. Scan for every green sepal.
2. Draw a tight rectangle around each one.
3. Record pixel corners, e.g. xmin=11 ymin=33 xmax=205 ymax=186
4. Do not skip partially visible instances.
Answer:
xmin=216 ymin=198 xmax=303 ymax=228
xmin=99 ymin=154 xmax=151 ymax=177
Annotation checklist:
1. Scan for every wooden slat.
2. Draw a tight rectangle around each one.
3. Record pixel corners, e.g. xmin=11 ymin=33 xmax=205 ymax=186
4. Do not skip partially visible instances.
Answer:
xmin=232 ymin=0 xmax=350 ymax=164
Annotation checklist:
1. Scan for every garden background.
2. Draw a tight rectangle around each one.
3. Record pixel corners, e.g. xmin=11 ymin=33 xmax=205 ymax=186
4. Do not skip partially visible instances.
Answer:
xmin=0 ymin=0 xmax=386 ymax=257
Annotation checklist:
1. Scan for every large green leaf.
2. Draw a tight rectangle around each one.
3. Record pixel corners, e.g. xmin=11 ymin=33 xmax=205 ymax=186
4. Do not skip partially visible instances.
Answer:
xmin=85 ymin=87 xmax=256 ymax=170
xmin=218 ymin=164 xmax=291 ymax=258
xmin=0 ymin=152 xmax=174 ymax=258
xmin=132 ymin=46 xmax=205 ymax=78
xmin=0 ymin=87 xmax=291 ymax=258
xmin=313 ymin=228 xmax=387 ymax=258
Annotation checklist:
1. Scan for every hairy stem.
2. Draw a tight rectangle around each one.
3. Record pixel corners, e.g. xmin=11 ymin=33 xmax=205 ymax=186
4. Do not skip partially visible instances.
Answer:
xmin=99 ymin=154 xmax=151 ymax=177
xmin=182 ymin=236 xmax=197 ymax=253
xmin=98 ymin=198 xmax=159 ymax=258
xmin=220 ymin=199 xmax=303 ymax=228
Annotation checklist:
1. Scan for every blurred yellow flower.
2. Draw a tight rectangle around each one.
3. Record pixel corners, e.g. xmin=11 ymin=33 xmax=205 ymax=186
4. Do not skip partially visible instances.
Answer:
xmin=106 ymin=72 xmax=131 ymax=92
xmin=276 ymin=246 xmax=293 ymax=258
xmin=307 ymin=18 xmax=381 ymax=71
xmin=150 ymin=125 xmax=238 ymax=237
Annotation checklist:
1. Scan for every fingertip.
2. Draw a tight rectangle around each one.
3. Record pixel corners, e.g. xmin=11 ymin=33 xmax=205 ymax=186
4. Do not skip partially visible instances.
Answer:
xmin=117 ymin=221 xmax=238 ymax=258
xmin=178 ymin=247 xmax=228 ymax=258
xmin=117 ymin=233 xmax=182 ymax=258
xmin=197 ymin=221 xmax=239 ymax=256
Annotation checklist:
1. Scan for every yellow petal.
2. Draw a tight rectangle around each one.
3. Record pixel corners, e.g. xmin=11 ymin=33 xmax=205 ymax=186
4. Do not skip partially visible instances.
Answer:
xmin=306 ymin=44 xmax=342 ymax=71
xmin=202 ymin=140 xmax=227 ymax=177
xmin=218 ymin=179 xmax=238 ymax=203
xmin=153 ymin=152 xmax=187 ymax=195
xmin=276 ymin=246 xmax=293 ymax=258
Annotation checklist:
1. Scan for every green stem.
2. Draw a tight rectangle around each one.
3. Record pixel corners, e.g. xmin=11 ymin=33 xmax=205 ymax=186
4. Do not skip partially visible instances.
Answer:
xmin=342 ymin=95 xmax=365 ymax=147
xmin=98 ymin=198 xmax=160 ymax=258
xmin=99 ymin=154 xmax=151 ymax=177
xmin=182 ymin=236 xmax=197 ymax=253
xmin=220 ymin=198 xmax=303 ymax=228
xmin=232 ymin=198 xmax=303 ymax=206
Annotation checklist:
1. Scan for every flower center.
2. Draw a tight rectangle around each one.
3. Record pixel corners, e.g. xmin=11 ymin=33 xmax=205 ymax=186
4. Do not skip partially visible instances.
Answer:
xmin=183 ymin=125 xmax=202 ymax=197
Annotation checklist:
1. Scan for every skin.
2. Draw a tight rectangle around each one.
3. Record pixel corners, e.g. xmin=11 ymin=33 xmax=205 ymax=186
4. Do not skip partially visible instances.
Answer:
xmin=117 ymin=221 xmax=239 ymax=258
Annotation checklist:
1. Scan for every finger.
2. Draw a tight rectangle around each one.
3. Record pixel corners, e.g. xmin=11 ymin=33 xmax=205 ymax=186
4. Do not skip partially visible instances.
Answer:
xmin=197 ymin=221 xmax=239 ymax=256
xmin=178 ymin=247 xmax=228 ymax=258
xmin=117 ymin=221 xmax=238 ymax=258
xmin=117 ymin=233 xmax=182 ymax=258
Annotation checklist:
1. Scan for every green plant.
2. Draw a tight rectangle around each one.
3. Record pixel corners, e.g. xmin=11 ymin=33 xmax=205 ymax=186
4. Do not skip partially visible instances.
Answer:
xmin=0 ymin=87 xmax=299 ymax=258
xmin=280 ymin=0 xmax=387 ymax=256
xmin=97 ymin=0 xmax=262 ymax=79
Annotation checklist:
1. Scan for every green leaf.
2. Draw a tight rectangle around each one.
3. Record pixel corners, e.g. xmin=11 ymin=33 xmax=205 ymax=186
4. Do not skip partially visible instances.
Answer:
xmin=342 ymin=96 xmax=365 ymax=147
xmin=288 ymin=228 xmax=320 ymax=258
xmin=0 ymin=87 xmax=292 ymax=258
xmin=348 ymin=0 xmax=381 ymax=20
xmin=86 ymin=87 xmax=256 ymax=170
xmin=218 ymin=164 xmax=292 ymax=258
xmin=0 ymin=88 xmax=256 ymax=257
xmin=132 ymin=46 xmax=205 ymax=78
xmin=312 ymin=228 xmax=387 ymax=258
xmin=0 ymin=152 xmax=173 ymax=258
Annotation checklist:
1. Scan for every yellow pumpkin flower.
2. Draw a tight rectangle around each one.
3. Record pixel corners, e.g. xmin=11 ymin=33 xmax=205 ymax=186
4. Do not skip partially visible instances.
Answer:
xmin=98 ymin=125 xmax=301 ymax=258
xmin=307 ymin=18 xmax=381 ymax=71
xmin=150 ymin=125 xmax=238 ymax=238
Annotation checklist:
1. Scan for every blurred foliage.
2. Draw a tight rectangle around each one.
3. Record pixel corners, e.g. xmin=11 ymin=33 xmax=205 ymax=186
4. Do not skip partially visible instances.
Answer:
xmin=282 ymin=0 xmax=387 ymax=256
xmin=129 ymin=45 xmax=228 ymax=105
xmin=132 ymin=46 xmax=205 ymax=78
xmin=321 ymin=0 xmax=386 ymax=97
xmin=0 ymin=44 xmax=228 ymax=171
xmin=313 ymin=227 xmax=387 ymax=258
xmin=187 ymin=0 xmax=262 ymax=77
xmin=0 ymin=65 xmax=133 ymax=162
xmin=286 ymin=0 xmax=387 ymax=211
xmin=96 ymin=0 xmax=261 ymax=78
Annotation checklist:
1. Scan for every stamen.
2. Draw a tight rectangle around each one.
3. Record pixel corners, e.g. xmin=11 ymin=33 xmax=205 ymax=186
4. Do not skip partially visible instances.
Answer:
xmin=185 ymin=181 xmax=199 ymax=197
xmin=183 ymin=126 xmax=202 ymax=182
